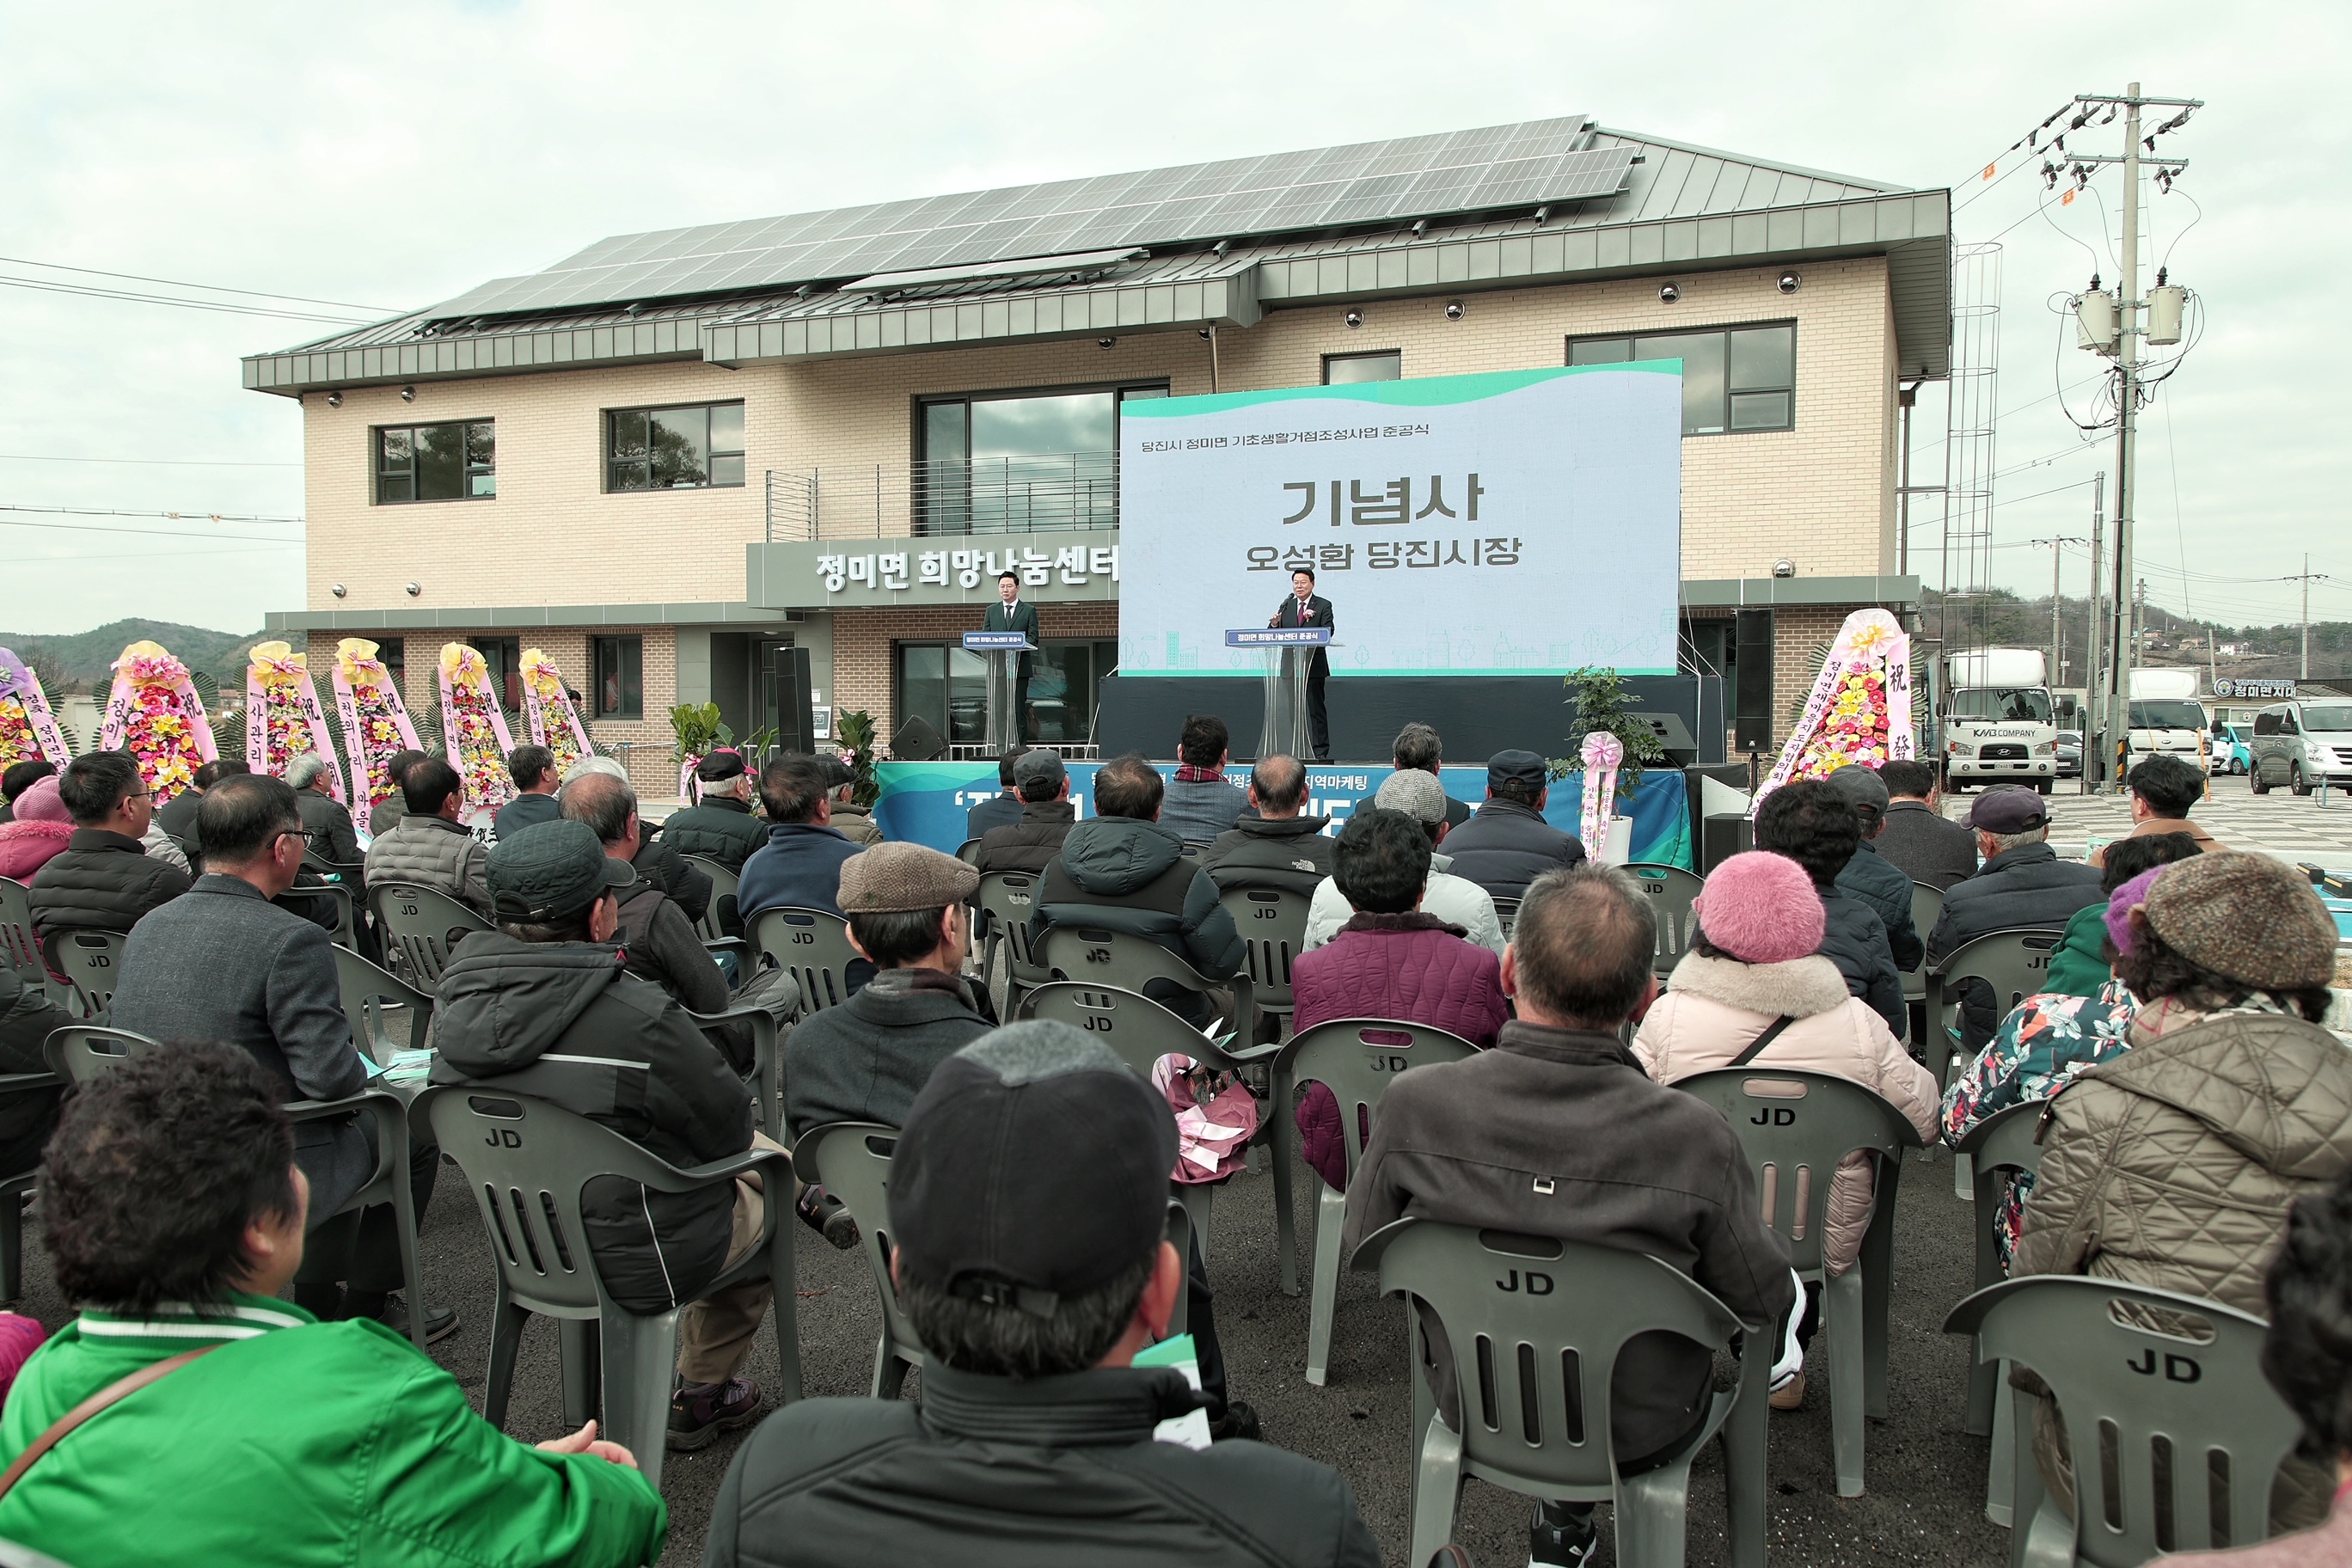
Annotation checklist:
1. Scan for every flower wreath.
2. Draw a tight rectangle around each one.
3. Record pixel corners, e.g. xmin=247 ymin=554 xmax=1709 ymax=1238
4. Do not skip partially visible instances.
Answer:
xmin=519 ymin=648 xmax=592 ymax=781
xmin=245 ymin=641 xmax=346 ymax=802
xmin=438 ymin=643 xmax=517 ymax=820
xmin=330 ymin=638 xmax=423 ymax=818
xmin=1753 ymin=609 xmax=1914 ymax=812
xmin=0 ymin=647 xmax=70 ymax=774
xmin=99 ymin=640 xmax=217 ymax=805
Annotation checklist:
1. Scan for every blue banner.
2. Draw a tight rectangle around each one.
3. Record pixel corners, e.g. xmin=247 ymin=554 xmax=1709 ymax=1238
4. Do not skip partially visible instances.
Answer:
xmin=872 ymin=761 xmax=1692 ymax=868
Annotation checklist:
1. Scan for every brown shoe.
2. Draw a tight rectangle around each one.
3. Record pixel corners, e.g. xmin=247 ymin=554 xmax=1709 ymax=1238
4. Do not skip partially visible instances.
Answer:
xmin=1769 ymin=1369 xmax=1806 ymax=1411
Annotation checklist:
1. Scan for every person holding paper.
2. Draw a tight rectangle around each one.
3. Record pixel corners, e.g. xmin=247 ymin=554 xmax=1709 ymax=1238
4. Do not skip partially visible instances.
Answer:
xmin=1267 ymin=567 xmax=1333 ymax=761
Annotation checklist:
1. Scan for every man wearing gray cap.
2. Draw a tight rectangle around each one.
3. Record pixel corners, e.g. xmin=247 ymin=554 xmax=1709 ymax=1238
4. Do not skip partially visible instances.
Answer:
xmin=1926 ymin=786 xmax=2103 ymax=1049
xmin=974 ymin=748 xmax=1077 ymax=877
xmin=428 ymin=819 xmax=780 ymax=1452
xmin=1825 ymin=764 xmax=1924 ymax=974
xmin=1437 ymin=749 xmax=1588 ymax=903
xmin=704 ymin=1022 xmax=1381 ymax=1567
xmin=1303 ymin=769 xmax=1504 ymax=954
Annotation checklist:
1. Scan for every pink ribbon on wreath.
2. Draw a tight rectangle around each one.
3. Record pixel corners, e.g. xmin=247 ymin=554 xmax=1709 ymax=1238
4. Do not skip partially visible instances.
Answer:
xmin=1579 ymin=730 xmax=1623 ymax=855
xmin=0 ymin=648 xmax=71 ymax=770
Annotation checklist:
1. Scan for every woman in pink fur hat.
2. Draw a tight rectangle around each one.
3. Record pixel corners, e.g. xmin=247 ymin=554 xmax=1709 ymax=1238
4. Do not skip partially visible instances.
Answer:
xmin=1632 ymin=848 xmax=1938 ymax=1409
xmin=0 ymin=775 xmax=73 ymax=883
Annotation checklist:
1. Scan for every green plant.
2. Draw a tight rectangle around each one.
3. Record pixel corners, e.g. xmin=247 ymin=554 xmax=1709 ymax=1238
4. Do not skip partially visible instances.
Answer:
xmin=835 ymin=708 xmax=879 ymax=807
xmin=668 ymin=701 xmax=732 ymax=763
xmin=1550 ymin=665 xmax=1665 ymax=798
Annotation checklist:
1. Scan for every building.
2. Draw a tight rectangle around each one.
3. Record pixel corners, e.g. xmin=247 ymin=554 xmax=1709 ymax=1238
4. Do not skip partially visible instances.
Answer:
xmin=243 ymin=113 xmax=1948 ymax=791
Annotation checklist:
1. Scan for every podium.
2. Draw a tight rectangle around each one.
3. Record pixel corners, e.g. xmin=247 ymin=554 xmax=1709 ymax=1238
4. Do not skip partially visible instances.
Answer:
xmin=1226 ymin=627 xmax=1331 ymax=762
xmin=962 ymin=631 xmax=1037 ymax=754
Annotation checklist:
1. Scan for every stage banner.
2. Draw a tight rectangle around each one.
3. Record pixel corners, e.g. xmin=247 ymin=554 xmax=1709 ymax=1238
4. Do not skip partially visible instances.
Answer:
xmin=869 ymin=761 xmax=1691 ymax=869
xmin=1117 ymin=364 xmax=1681 ymax=678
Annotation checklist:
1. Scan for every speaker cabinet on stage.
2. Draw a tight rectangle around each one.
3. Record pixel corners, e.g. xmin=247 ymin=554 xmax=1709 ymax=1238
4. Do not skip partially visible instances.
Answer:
xmin=1700 ymin=813 xmax=1754 ymax=873
xmin=1682 ymin=764 xmax=1754 ymax=874
xmin=891 ymin=715 xmax=946 ymax=762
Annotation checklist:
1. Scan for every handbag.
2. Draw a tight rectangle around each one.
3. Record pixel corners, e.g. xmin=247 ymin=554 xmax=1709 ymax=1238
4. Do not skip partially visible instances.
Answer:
xmin=0 ymin=1344 xmax=221 ymax=1503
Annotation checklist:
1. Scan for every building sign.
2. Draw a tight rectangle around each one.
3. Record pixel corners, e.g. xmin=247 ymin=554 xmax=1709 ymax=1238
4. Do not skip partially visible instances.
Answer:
xmin=745 ymin=530 xmax=1120 ymax=610
xmin=2213 ymin=678 xmax=2295 ymax=700
xmin=1117 ymin=364 xmax=1682 ymax=677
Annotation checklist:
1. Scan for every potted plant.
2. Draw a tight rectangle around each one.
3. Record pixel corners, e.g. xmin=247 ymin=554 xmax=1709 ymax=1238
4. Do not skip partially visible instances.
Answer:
xmin=1552 ymin=667 xmax=1665 ymax=861
xmin=835 ymin=709 xmax=879 ymax=808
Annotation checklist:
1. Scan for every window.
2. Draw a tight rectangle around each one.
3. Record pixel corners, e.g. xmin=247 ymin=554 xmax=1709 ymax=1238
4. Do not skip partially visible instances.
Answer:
xmin=474 ymin=637 xmax=523 ymax=711
xmin=1950 ymin=688 xmax=2055 ymax=724
xmin=916 ymin=383 xmax=1161 ymax=534
xmin=1324 ymin=351 xmax=1401 ymax=384
xmin=377 ymin=421 xmax=494 ymax=503
xmin=593 ymin=636 xmax=643 ymax=720
xmin=377 ymin=638 xmax=406 ymax=691
xmin=894 ymin=639 xmax=1118 ymax=748
xmin=1569 ymin=323 xmax=1796 ymax=435
xmin=608 ymin=401 xmax=744 ymax=492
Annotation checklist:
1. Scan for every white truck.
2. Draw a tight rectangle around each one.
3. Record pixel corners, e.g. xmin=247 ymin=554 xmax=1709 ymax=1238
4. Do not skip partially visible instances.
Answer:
xmin=2124 ymin=666 xmax=2212 ymax=775
xmin=1940 ymin=647 xmax=2059 ymax=794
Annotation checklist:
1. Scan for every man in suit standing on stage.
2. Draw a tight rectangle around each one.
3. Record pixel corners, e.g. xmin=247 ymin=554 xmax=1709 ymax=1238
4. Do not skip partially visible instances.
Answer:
xmin=983 ymin=570 xmax=1040 ymax=742
xmin=1269 ymin=567 xmax=1334 ymax=762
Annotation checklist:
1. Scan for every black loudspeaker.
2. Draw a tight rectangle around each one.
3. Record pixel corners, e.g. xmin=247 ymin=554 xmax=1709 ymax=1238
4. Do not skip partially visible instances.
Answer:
xmin=763 ymin=645 xmax=817 ymax=756
xmin=891 ymin=714 xmax=946 ymax=762
xmin=1700 ymin=812 xmax=1754 ymax=875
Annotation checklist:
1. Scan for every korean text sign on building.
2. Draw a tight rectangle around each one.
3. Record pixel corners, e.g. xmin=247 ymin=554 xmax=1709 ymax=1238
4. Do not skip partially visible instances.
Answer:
xmin=1116 ymin=364 xmax=1682 ymax=677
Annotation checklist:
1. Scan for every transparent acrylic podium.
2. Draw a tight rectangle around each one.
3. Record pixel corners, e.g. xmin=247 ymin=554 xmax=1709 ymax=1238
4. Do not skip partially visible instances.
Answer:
xmin=1226 ymin=627 xmax=1331 ymax=761
xmin=963 ymin=631 xmax=1037 ymax=755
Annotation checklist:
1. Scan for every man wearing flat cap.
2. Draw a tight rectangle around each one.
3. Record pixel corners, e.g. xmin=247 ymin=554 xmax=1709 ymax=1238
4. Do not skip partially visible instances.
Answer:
xmin=1437 ymin=749 xmax=1588 ymax=903
xmin=1926 ymin=786 xmax=2103 ymax=1050
xmin=427 ymin=819 xmax=781 ymax=1453
xmin=782 ymin=843 xmax=993 ymax=1140
xmin=704 ymin=1023 xmax=1381 ymax=1568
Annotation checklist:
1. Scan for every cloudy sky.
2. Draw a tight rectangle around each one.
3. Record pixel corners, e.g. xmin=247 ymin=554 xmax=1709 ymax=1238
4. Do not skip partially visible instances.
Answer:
xmin=3 ymin=1 xmax=2342 ymax=637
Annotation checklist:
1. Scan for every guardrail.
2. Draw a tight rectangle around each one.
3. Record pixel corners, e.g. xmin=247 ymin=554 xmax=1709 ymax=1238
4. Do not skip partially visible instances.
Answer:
xmin=764 ymin=453 xmax=1118 ymax=542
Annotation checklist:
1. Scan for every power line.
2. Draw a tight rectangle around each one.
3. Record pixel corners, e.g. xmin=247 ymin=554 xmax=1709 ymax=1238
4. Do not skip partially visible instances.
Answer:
xmin=0 ymin=452 xmax=300 ymax=469
xmin=0 ymin=274 xmax=371 ymax=326
xmin=0 ymin=254 xmax=400 ymax=313
xmin=0 ymin=518 xmax=301 ymax=545
xmin=0 ymin=503 xmax=302 ymax=524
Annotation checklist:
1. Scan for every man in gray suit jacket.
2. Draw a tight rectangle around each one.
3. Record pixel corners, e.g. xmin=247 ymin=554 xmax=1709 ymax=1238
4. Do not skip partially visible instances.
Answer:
xmin=108 ymin=774 xmax=455 ymax=1342
xmin=982 ymin=570 xmax=1041 ymax=741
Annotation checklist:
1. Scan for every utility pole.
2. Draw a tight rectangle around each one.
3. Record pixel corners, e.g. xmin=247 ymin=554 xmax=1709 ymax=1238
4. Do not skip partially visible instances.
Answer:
xmin=2072 ymin=81 xmax=2199 ymax=789
xmin=2085 ymin=472 xmax=2107 ymax=787
xmin=2304 ymin=551 xmax=2312 ymax=679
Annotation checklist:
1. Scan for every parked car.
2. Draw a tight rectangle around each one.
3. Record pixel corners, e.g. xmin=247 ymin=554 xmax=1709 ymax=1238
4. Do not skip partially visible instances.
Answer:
xmin=2248 ymin=701 xmax=2352 ymax=796
xmin=2055 ymin=729 xmax=2083 ymax=778
xmin=2211 ymin=722 xmax=2251 ymax=776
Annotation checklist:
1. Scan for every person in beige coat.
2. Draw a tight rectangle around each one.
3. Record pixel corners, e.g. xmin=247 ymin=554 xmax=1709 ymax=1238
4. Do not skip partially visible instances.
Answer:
xmin=1635 ymin=849 xmax=1937 ymax=1409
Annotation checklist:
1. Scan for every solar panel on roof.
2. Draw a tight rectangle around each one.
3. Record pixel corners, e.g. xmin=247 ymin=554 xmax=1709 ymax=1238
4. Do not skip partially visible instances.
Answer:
xmin=423 ymin=114 xmax=1626 ymax=321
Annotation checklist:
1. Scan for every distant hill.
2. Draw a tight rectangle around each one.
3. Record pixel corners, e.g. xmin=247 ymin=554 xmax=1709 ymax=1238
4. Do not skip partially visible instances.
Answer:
xmin=0 ymin=619 xmax=267 ymax=692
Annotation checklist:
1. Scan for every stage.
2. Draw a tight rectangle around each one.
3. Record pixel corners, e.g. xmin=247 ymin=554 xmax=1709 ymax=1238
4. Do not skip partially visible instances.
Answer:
xmin=870 ymin=759 xmax=1696 ymax=868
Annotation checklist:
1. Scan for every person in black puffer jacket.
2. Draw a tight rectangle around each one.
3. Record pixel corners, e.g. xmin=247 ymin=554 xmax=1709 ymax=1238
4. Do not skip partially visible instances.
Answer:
xmin=1824 ymin=764 xmax=1924 ymax=972
xmin=972 ymin=750 xmax=1078 ymax=878
xmin=1436 ymin=750 xmax=1586 ymax=903
xmin=1755 ymin=779 xmax=1908 ymax=1040
xmin=27 ymin=751 xmax=191 ymax=945
xmin=660 ymin=750 xmax=770 ymax=875
xmin=427 ymin=820 xmax=776 ymax=1451
xmin=1926 ymin=787 xmax=2104 ymax=1050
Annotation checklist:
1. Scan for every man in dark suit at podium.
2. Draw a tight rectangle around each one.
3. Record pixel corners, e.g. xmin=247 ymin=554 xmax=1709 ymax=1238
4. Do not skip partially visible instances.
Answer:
xmin=1269 ymin=567 xmax=1334 ymax=761
xmin=983 ymin=570 xmax=1039 ymax=739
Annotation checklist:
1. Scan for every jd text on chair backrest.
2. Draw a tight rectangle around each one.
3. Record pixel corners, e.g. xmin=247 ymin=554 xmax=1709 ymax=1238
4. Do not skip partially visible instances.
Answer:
xmin=40 ymin=931 xmax=126 ymax=1020
xmin=368 ymin=882 xmax=493 ymax=988
xmin=1357 ymin=1218 xmax=1769 ymax=1568
xmin=1672 ymin=1066 xmax=1923 ymax=1498
xmin=1216 ymin=885 xmax=1310 ymax=1031
xmin=1925 ymin=928 xmax=2067 ymax=1091
xmin=1623 ymin=863 xmax=1705 ymax=977
xmin=750 ymin=905 xmax=860 ymax=1014
xmin=1274 ymin=1018 xmax=1477 ymax=1382
xmin=1036 ymin=923 xmax=1254 ymax=1040
xmin=418 ymin=1086 xmax=799 ymax=1495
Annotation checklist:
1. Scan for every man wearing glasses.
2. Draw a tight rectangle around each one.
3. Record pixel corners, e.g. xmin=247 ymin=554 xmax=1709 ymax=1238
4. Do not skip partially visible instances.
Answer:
xmin=26 ymin=750 xmax=192 ymax=946
xmin=110 ymin=773 xmax=456 ymax=1343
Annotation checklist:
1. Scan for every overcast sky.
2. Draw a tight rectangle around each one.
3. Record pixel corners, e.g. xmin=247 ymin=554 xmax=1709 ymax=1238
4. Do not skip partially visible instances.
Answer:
xmin=3 ymin=1 xmax=2342 ymax=638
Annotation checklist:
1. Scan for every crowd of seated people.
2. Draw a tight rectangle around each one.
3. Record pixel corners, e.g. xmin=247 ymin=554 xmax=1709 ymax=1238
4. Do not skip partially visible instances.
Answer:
xmin=2 ymin=720 xmax=2348 ymax=1566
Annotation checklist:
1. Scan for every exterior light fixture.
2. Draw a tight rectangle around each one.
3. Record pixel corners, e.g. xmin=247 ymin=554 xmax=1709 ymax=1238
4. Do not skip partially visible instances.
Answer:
xmin=1344 ymin=310 xmax=1363 ymax=328
xmin=1658 ymin=283 xmax=1680 ymax=303
xmin=331 ymin=584 xmax=347 ymax=597
xmin=1772 ymin=559 xmax=1797 ymax=579
xmin=1097 ymin=338 xmax=1115 ymax=348
xmin=1778 ymin=273 xmax=1801 ymax=294
xmin=400 ymin=385 xmax=416 ymax=402
xmin=405 ymin=581 xmax=421 ymax=597
xmin=1443 ymin=300 xmax=1465 ymax=321
xmin=325 ymin=391 xmax=343 ymax=407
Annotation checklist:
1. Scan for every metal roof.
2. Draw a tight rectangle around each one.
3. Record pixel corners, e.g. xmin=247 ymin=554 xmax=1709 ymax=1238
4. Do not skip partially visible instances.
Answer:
xmin=244 ymin=115 xmax=1951 ymax=395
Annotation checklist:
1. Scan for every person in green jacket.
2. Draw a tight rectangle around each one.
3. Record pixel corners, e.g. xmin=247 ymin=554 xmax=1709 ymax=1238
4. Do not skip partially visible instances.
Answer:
xmin=0 ymin=1042 xmax=666 ymax=1567
xmin=2038 ymin=830 xmax=2203 ymax=999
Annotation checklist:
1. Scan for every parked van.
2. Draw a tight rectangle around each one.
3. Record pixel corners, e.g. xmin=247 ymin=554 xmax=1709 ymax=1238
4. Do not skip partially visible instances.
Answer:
xmin=2248 ymin=701 xmax=2352 ymax=795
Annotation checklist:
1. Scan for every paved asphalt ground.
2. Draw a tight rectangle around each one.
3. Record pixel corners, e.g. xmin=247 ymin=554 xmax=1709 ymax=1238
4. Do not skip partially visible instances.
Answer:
xmin=13 ymin=775 xmax=2335 ymax=1565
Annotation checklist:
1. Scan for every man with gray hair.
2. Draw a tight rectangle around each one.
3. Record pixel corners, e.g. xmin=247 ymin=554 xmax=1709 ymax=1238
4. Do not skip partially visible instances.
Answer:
xmin=561 ymin=770 xmax=735 ymax=1029
xmin=704 ymin=1021 xmax=1379 ymax=1566
xmin=1392 ymin=721 xmax=1472 ymax=830
xmin=559 ymin=755 xmax=712 ymax=928
xmin=1342 ymin=864 xmax=1794 ymax=1568
xmin=1302 ymin=768 xmax=1503 ymax=953
xmin=288 ymin=751 xmax=362 ymax=867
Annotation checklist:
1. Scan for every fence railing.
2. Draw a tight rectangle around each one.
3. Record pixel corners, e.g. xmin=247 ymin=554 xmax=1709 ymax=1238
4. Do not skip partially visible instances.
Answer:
xmin=764 ymin=452 xmax=1118 ymax=542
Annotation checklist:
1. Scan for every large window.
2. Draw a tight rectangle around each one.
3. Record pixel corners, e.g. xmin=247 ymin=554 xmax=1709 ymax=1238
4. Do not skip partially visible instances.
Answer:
xmin=916 ymin=383 xmax=1163 ymax=534
xmin=593 ymin=636 xmax=643 ymax=720
xmin=608 ymin=401 xmax=744 ymax=492
xmin=376 ymin=420 xmax=494 ymax=503
xmin=896 ymin=639 xmax=1118 ymax=749
xmin=1568 ymin=323 xmax=1796 ymax=435
xmin=1324 ymin=350 xmax=1401 ymax=384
